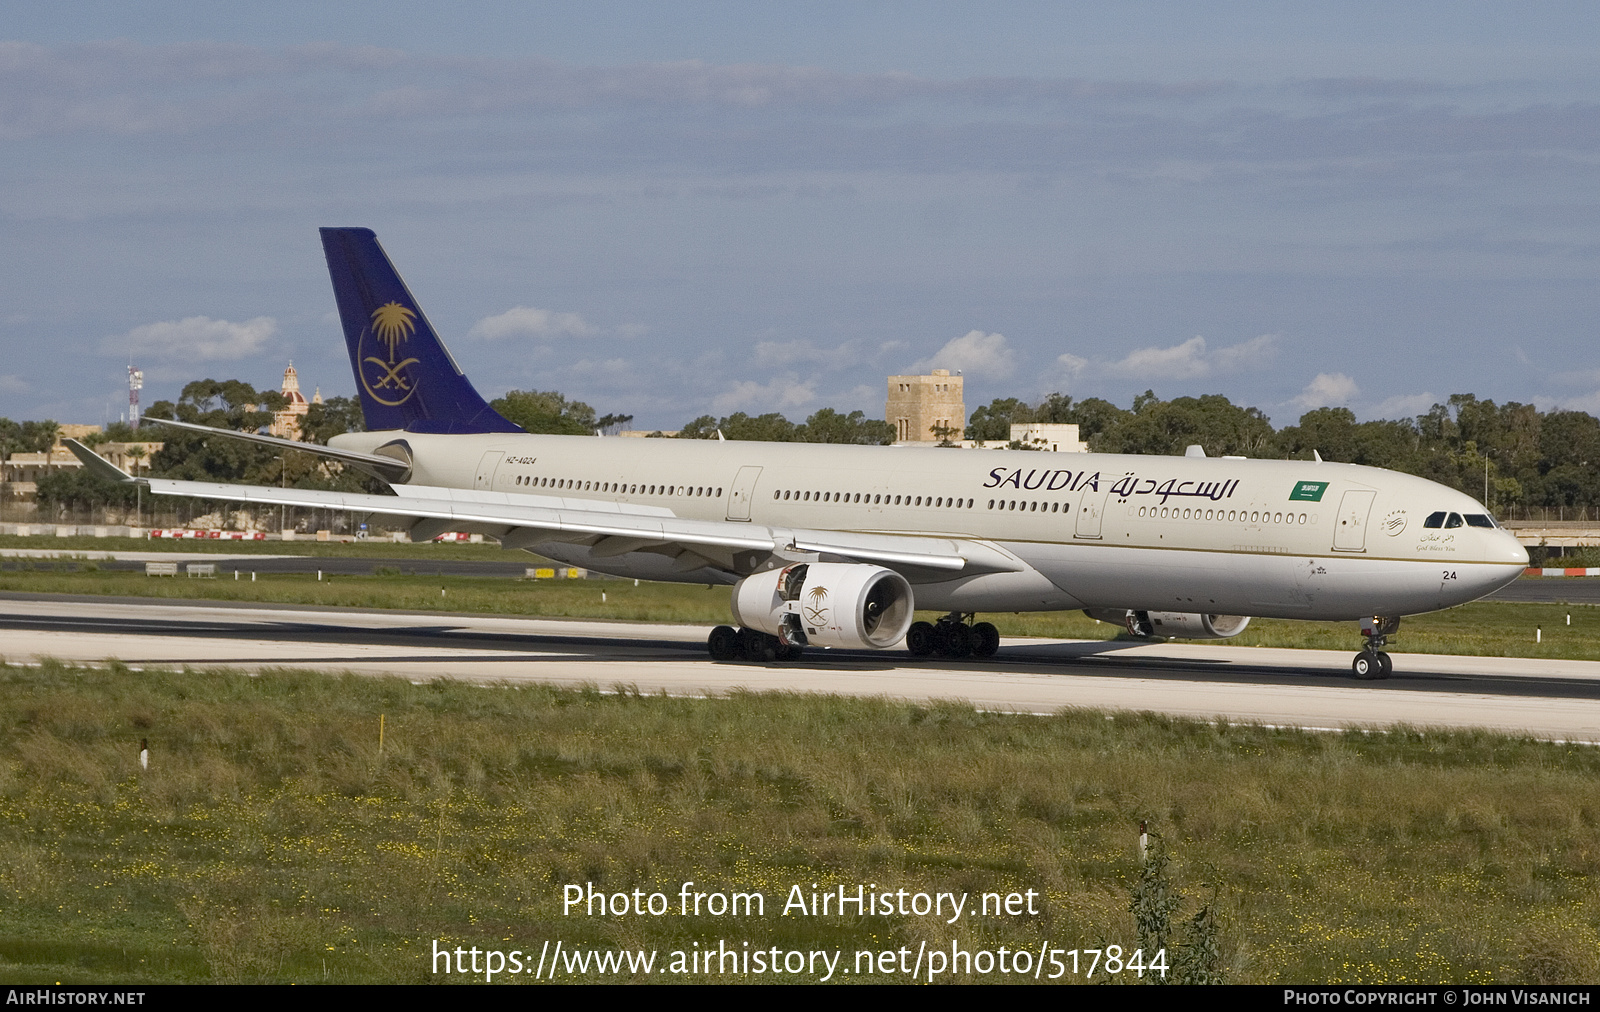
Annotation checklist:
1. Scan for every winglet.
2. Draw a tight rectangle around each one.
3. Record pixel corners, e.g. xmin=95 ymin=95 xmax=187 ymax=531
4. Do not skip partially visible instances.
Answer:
xmin=64 ymin=439 xmax=141 ymax=484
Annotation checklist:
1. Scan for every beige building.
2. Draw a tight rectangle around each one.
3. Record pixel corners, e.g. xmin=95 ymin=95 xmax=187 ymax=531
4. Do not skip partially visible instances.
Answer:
xmin=2 ymin=428 xmax=163 ymax=502
xmin=887 ymin=369 xmax=965 ymax=444
xmin=967 ymin=422 xmax=1089 ymax=453
xmin=268 ymin=363 xmax=322 ymax=439
xmin=96 ymin=441 xmax=164 ymax=474
xmin=4 ymin=448 xmax=84 ymax=490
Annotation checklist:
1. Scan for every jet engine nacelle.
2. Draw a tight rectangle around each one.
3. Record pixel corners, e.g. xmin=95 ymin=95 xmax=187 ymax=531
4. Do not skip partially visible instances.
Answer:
xmin=731 ymin=563 xmax=915 ymax=650
xmin=1084 ymin=608 xmax=1251 ymax=640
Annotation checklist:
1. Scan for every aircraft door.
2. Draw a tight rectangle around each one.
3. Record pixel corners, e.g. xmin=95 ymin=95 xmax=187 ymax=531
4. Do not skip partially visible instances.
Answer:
xmin=474 ymin=450 xmax=504 ymax=491
xmin=1332 ymin=489 xmax=1376 ymax=552
xmin=1075 ymin=488 xmax=1110 ymax=539
xmin=727 ymin=465 xmax=762 ymax=521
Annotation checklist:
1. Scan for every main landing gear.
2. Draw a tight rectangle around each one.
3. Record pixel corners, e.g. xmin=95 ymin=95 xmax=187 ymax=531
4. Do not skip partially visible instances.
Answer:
xmin=1352 ymin=615 xmax=1399 ymax=680
xmin=905 ymin=613 xmax=1001 ymax=660
xmin=708 ymin=625 xmax=804 ymax=663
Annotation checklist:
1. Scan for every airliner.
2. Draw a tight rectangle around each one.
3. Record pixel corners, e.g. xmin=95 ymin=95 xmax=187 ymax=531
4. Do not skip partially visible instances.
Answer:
xmin=71 ymin=228 xmax=1529 ymax=679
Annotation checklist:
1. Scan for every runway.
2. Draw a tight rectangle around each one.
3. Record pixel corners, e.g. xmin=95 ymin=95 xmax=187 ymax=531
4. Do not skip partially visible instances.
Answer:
xmin=3 ymin=594 xmax=1599 ymax=742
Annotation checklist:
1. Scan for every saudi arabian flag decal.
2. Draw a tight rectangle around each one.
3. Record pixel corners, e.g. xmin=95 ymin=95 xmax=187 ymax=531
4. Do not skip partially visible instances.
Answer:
xmin=1289 ymin=481 xmax=1330 ymax=502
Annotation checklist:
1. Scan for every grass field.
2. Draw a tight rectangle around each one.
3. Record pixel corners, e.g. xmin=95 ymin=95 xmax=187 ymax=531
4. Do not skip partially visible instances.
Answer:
xmin=0 ymin=663 xmax=1596 ymax=984
xmin=1 ymin=560 xmax=1597 ymax=661
xmin=0 ymin=533 xmax=517 ymax=561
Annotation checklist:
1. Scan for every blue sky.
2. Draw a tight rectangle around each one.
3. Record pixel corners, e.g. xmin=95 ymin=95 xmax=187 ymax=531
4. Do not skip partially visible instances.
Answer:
xmin=4 ymin=3 xmax=1600 ymax=430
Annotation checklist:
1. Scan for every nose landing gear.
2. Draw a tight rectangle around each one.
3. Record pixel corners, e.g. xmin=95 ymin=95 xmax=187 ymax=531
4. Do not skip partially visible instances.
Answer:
xmin=1353 ymin=616 xmax=1399 ymax=679
xmin=906 ymin=613 xmax=1001 ymax=659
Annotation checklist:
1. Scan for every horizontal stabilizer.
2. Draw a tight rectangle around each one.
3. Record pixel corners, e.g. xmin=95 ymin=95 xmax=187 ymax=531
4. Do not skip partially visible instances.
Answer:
xmin=64 ymin=439 xmax=138 ymax=483
xmin=144 ymin=416 xmax=411 ymax=481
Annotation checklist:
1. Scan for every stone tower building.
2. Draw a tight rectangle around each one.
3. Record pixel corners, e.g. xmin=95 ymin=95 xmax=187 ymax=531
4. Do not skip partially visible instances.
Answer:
xmin=886 ymin=369 xmax=965 ymax=444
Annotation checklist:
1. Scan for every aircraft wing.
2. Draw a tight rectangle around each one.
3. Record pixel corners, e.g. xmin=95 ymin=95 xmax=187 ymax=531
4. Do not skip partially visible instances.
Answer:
xmin=133 ymin=474 xmax=1024 ymax=579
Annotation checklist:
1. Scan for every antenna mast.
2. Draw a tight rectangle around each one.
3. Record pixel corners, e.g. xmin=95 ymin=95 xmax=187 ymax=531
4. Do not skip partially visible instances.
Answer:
xmin=128 ymin=364 xmax=143 ymax=428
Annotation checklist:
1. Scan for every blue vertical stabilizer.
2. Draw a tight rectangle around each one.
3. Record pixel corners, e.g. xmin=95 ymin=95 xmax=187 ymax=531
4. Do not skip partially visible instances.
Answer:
xmin=320 ymin=227 xmax=522 ymax=434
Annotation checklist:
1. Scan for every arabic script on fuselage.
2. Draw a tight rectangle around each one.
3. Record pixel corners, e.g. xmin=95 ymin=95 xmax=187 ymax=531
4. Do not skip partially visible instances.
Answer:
xmin=982 ymin=467 xmax=1240 ymax=506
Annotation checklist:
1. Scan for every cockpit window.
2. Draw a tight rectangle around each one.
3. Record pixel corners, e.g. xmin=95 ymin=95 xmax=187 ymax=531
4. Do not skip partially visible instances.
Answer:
xmin=1423 ymin=511 xmax=1447 ymax=528
xmin=1444 ymin=513 xmax=1464 ymax=528
xmin=1464 ymin=514 xmax=1495 ymax=528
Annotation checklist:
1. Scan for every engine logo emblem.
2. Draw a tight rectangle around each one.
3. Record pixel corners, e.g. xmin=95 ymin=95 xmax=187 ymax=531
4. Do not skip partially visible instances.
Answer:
xmin=803 ymin=586 xmax=830 ymax=625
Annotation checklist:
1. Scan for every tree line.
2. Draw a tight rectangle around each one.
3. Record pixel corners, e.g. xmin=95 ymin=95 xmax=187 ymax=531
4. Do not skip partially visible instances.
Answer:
xmin=965 ymin=390 xmax=1599 ymax=513
xmin=27 ymin=379 xmax=371 ymax=510
xmin=491 ymin=389 xmax=896 ymax=445
xmin=18 ymin=379 xmax=1600 ymax=516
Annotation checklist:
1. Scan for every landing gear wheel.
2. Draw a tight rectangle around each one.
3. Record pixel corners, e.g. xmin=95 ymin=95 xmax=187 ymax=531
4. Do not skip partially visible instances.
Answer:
xmin=971 ymin=622 xmax=1000 ymax=658
xmin=774 ymin=640 xmax=804 ymax=662
xmin=943 ymin=622 xmax=973 ymax=659
xmin=1354 ymin=616 xmax=1400 ymax=684
xmin=708 ymin=625 xmax=740 ymax=661
xmin=1352 ymin=651 xmax=1380 ymax=680
xmin=741 ymin=627 xmax=777 ymax=663
xmin=906 ymin=621 xmax=936 ymax=657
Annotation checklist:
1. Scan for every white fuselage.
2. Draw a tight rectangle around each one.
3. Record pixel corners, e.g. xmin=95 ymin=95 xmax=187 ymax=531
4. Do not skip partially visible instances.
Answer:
xmin=332 ymin=430 xmax=1529 ymax=621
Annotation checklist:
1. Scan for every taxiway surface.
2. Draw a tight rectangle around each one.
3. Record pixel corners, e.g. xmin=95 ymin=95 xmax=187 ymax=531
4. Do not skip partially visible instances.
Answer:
xmin=2 ymin=594 xmax=1597 ymax=741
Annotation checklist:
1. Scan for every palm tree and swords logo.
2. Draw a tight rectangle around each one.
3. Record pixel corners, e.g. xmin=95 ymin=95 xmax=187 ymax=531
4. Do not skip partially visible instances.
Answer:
xmin=803 ymin=584 xmax=831 ymax=627
xmin=362 ymin=301 xmax=422 ymax=406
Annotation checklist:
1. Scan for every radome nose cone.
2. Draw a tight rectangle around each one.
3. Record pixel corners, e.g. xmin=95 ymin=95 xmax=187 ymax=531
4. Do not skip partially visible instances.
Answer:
xmin=1500 ymin=533 xmax=1530 ymax=567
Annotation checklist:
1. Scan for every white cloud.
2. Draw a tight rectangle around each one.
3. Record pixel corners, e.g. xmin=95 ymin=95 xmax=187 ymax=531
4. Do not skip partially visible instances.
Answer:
xmin=1104 ymin=333 xmax=1277 ymax=380
xmin=104 ymin=315 xmax=276 ymax=360
xmin=0 ymin=375 xmax=27 ymax=394
xmin=1056 ymin=352 xmax=1088 ymax=378
xmin=1366 ymin=392 xmax=1439 ymax=419
xmin=838 ymin=383 xmax=880 ymax=408
xmin=1211 ymin=333 xmax=1278 ymax=372
xmin=1544 ymin=367 xmax=1600 ymax=388
xmin=0 ymin=41 xmax=1242 ymax=142
xmin=1104 ymin=335 xmax=1209 ymax=380
xmin=1294 ymin=372 xmax=1360 ymax=408
xmin=752 ymin=339 xmax=857 ymax=370
xmin=566 ymin=357 xmax=639 ymax=385
xmin=712 ymin=373 xmax=817 ymax=413
xmin=468 ymin=305 xmax=598 ymax=340
xmin=910 ymin=330 xmax=1015 ymax=380
xmin=1551 ymin=390 xmax=1600 ymax=414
